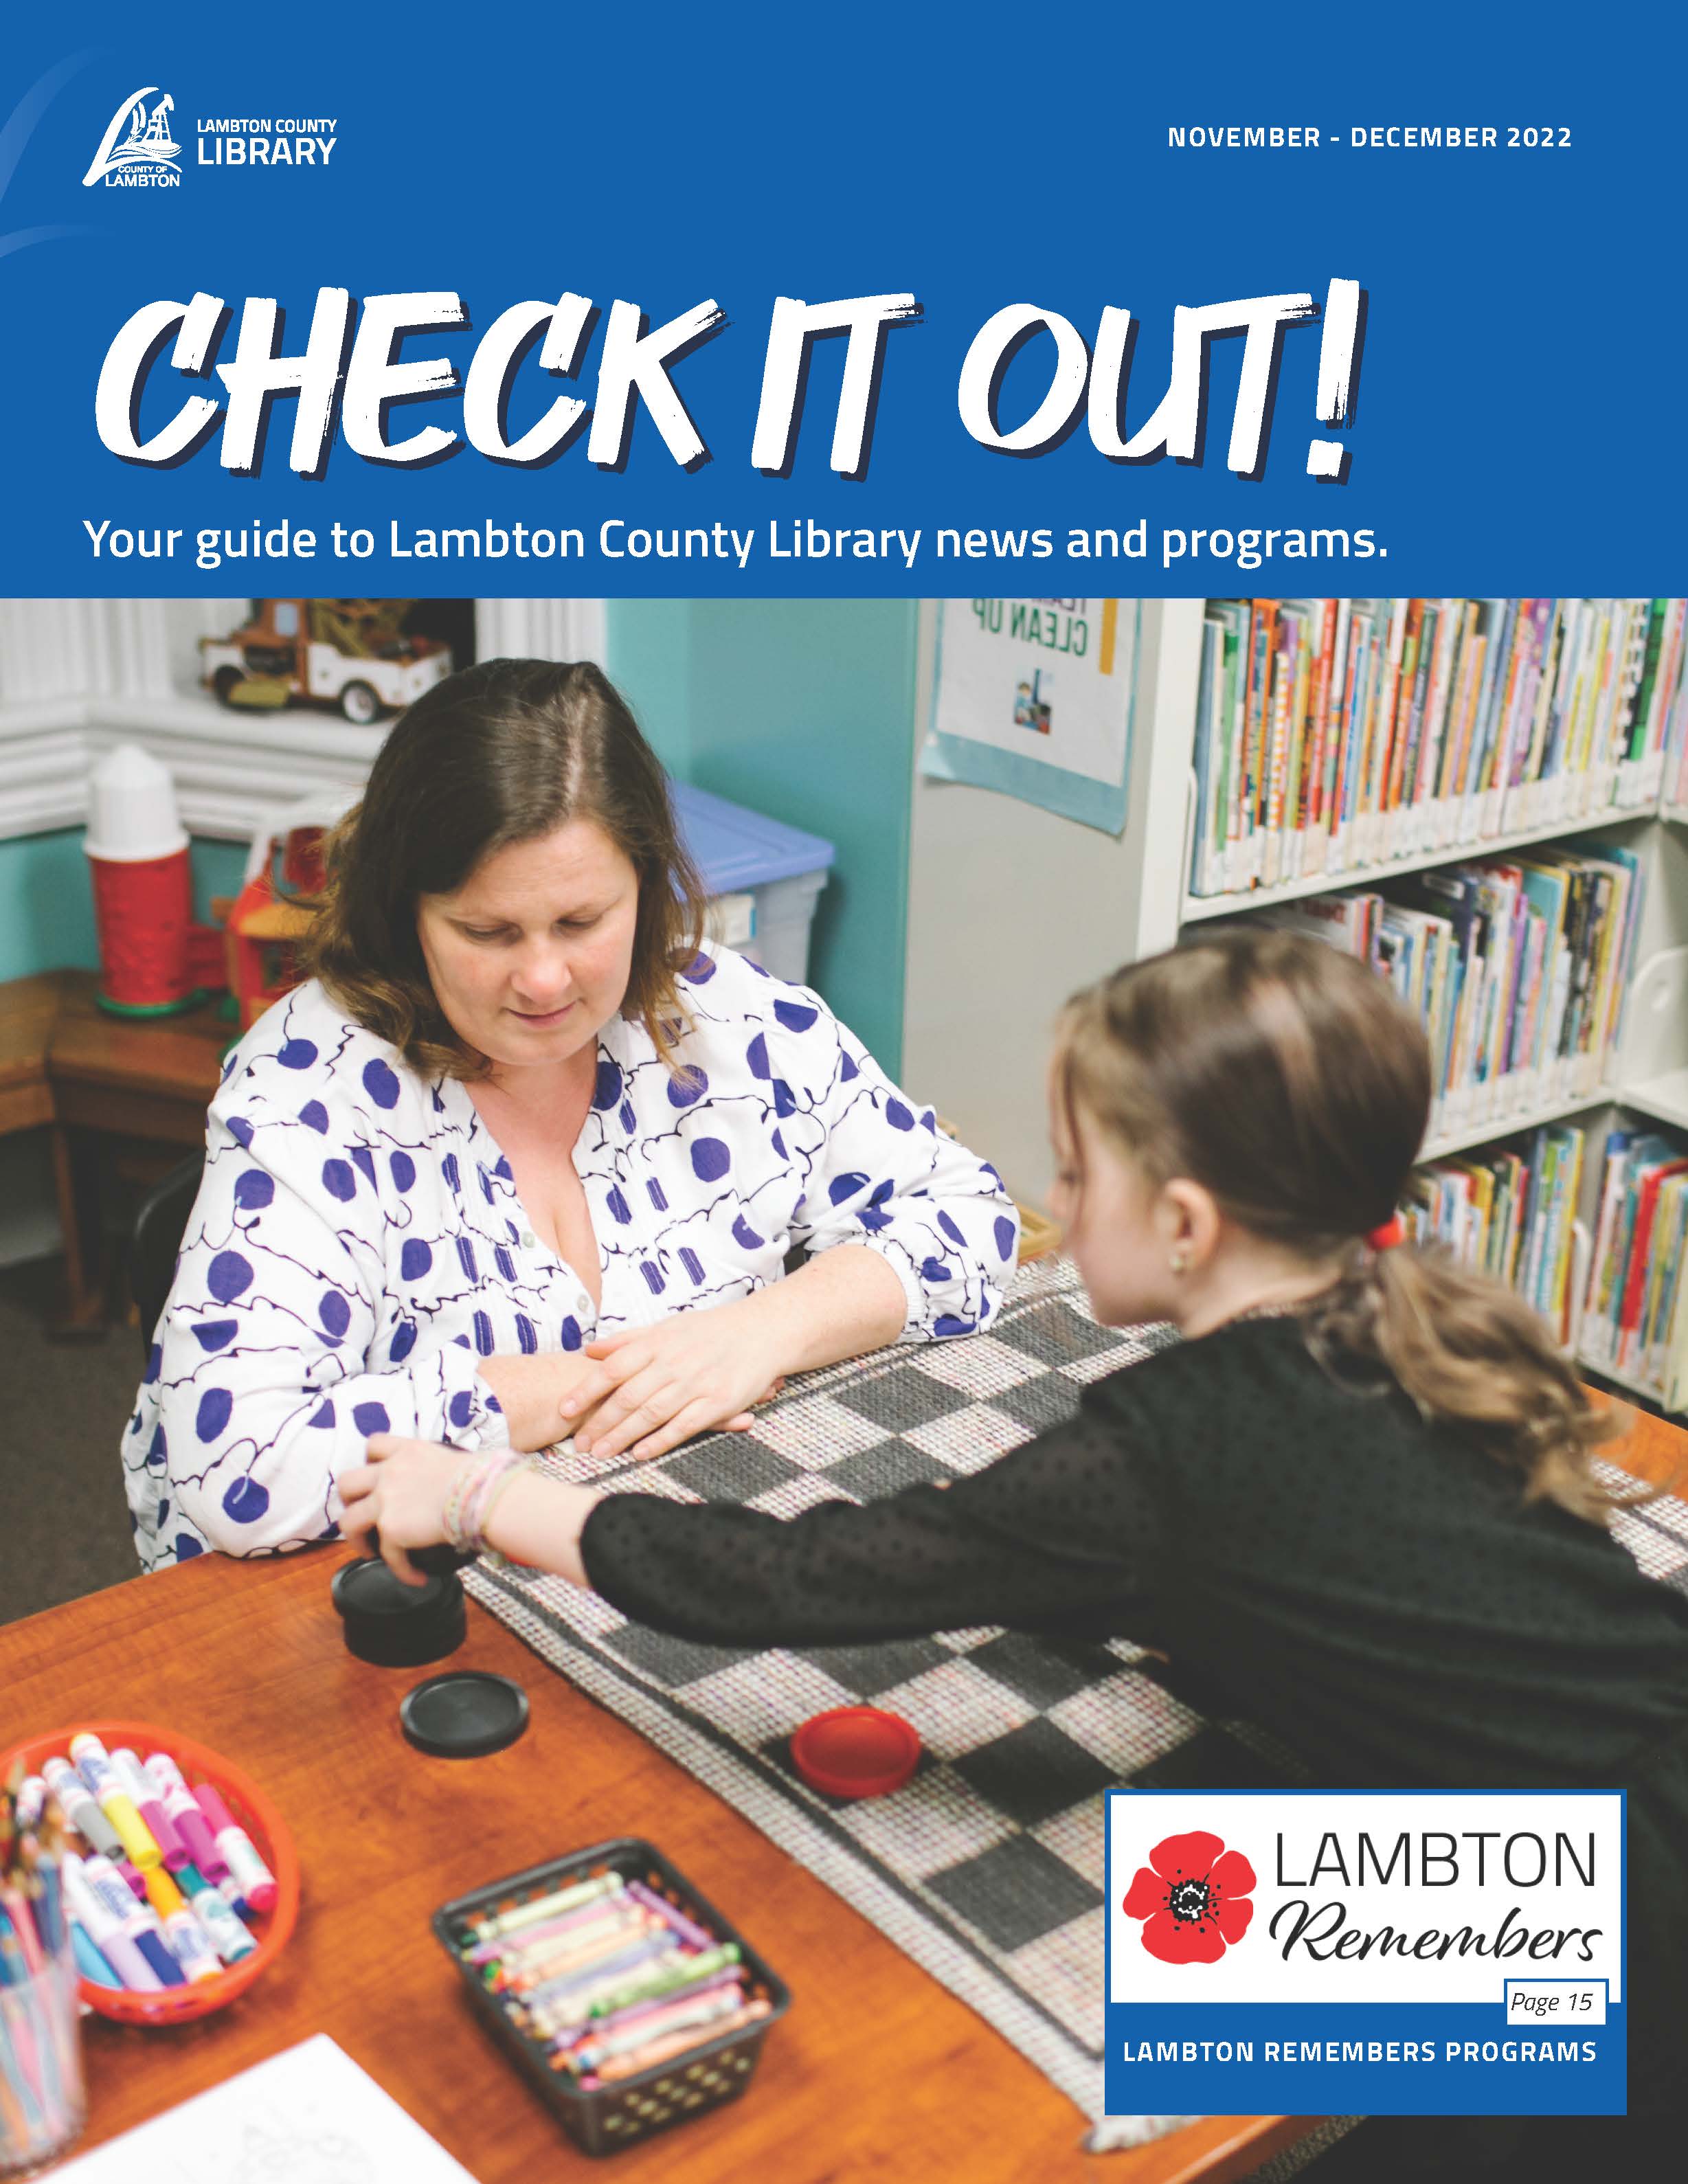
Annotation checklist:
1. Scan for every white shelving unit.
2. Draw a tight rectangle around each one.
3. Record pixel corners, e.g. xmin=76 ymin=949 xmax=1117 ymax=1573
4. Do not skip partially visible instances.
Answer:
xmin=1145 ymin=601 xmax=1688 ymax=1417
xmin=903 ymin=597 xmax=1688 ymax=1415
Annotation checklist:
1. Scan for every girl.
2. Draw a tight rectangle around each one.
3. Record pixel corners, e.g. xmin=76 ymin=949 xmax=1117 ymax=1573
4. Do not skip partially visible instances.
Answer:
xmin=341 ymin=927 xmax=1688 ymax=2147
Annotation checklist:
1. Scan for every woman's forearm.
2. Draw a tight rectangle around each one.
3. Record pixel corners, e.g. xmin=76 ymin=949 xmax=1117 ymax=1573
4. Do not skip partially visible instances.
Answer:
xmin=739 ymin=1242 xmax=910 ymax=1374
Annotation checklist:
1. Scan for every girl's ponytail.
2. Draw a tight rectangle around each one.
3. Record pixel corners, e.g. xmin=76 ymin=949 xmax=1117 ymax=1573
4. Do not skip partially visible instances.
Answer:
xmin=1058 ymin=930 xmax=1634 ymax=1524
xmin=1305 ymin=1241 xmax=1617 ymax=1521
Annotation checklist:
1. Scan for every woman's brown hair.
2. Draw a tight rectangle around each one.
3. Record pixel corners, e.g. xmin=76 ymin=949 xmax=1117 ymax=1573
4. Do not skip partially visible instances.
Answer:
xmin=1054 ymin=926 xmax=1632 ymax=1522
xmin=306 ymin=658 xmax=708 ymax=1078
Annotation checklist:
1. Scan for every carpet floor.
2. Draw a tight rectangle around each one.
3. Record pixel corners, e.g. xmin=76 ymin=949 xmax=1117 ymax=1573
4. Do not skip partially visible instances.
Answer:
xmin=0 ymin=1257 xmax=149 ymax=1623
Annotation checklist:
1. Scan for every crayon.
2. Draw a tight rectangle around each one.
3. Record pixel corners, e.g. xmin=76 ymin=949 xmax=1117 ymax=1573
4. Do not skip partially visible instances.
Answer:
xmin=586 ymin=1941 xmax=741 ymax=2020
xmin=588 ymin=1999 xmax=771 ymax=2082
xmin=563 ymin=1980 xmax=750 ymax=2072
xmin=570 ymin=1961 xmax=744 ymax=2041
xmin=472 ymin=1871 xmax=622 ymax=1942
xmin=516 ymin=1933 xmax=677 ymax=2014
xmin=625 ymin=1880 xmax=715 ymax=1952
xmin=495 ymin=1909 xmax=663 ymax=1991
xmin=470 ymin=1891 xmax=646 ymax=1967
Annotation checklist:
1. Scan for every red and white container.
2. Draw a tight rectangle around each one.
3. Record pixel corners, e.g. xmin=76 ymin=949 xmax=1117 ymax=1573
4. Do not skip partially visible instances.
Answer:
xmin=83 ymin=744 xmax=201 ymax=1017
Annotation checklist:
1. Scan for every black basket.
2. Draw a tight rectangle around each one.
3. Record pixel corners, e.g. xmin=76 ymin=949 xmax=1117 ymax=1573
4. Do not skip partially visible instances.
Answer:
xmin=432 ymin=1836 xmax=791 ymax=2157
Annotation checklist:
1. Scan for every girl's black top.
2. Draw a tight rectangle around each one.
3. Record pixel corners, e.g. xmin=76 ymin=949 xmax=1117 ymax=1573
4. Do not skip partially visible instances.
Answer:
xmin=579 ymin=1315 xmax=1688 ymax=1793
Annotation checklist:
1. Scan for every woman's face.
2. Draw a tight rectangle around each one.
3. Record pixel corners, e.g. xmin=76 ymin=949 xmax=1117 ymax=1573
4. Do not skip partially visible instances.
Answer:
xmin=416 ymin=818 xmax=641 ymax=1072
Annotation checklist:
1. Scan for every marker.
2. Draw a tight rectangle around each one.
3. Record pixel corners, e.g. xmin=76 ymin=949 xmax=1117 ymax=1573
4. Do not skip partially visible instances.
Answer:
xmin=144 ymin=1867 xmax=186 ymax=1922
xmin=192 ymin=1786 xmax=276 ymax=1913
xmin=62 ymin=1854 xmax=160 ymax=1992
xmin=70 ymin=1922 xmax=122 ymax=1989
xmin=161 ymin=1909 xmax=223 ymax=1983
xmin=78 ymin=1860 xmax=188 ymax=1991
xmin=115 ymin=1860 xmax=148 ymax=1901
xmin=69 ymin=1735 xmax=161 ymax=1872
xmin=181 ymin=1880 xmax=256 ymax=1965
xmin=13 ymin=1779 xmax=48 ymax=1836
xmin=109 ymin=1749 xmax=187 ymax=1869
xmin=142 ymin=1757 xmax=225 ymax=1879
xmin=41 ymin=1757 xmax=124 ymax=1860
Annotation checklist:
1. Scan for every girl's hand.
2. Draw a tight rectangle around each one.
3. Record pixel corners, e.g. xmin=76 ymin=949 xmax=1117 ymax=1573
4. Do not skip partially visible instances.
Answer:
xmin=338 ymin=1435 xmax=465 ymax=1585
xmin=561 ymin=1302 xmax=789 ymax=1463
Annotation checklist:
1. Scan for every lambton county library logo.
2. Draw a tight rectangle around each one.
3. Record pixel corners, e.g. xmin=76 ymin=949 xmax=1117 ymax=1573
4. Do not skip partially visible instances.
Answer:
xmin=82 ymin=88 xmax=182 ymax=188
xmin=1121 ymin=1830 xmax=1256 ymax=1963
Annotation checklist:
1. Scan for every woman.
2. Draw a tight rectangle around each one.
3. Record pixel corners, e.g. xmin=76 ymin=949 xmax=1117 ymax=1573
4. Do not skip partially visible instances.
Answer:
xmin=122 ymin=659 xmax=1017 ymax=1569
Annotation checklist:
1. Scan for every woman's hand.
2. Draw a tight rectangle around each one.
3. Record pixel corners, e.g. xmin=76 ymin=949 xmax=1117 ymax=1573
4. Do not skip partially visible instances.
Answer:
xmin=475 ymin=1350 xmax=621 ymax=1452
xmin=338 ymin=1435 xmax=464 ymax=1585
xmin=561 ymin=1300 xmax=789 ymax=1463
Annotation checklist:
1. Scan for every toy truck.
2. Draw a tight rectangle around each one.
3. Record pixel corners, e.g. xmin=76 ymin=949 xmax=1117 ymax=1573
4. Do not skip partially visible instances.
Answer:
xmin=199 ymin=598 xmax=452 ymax=724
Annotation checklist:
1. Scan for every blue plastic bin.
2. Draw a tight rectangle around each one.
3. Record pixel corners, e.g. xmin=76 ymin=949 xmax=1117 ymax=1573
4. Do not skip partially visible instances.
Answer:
xmin=670 ymin=783 xmax=834 ymax=987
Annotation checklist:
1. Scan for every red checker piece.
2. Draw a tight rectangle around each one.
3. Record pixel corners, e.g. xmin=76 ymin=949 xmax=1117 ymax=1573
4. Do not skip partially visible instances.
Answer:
xmin=789 ymin=1707 xmax=921 ymax=1799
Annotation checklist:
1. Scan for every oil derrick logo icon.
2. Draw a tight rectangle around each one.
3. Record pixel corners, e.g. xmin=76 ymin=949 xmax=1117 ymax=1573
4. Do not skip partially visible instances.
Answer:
xmin=83 ymin=88 xmax=182 ymax=186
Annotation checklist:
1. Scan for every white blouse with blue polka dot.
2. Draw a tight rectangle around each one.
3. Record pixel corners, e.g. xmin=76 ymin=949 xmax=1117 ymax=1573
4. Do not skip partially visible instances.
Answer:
xmin=122 ymin=943 xmax=1019 ymax=1569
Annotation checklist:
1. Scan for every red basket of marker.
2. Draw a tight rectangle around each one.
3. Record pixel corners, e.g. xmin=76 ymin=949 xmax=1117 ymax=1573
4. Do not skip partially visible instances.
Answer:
xmin=1 ymin=1721 xmax=299 ymax=2025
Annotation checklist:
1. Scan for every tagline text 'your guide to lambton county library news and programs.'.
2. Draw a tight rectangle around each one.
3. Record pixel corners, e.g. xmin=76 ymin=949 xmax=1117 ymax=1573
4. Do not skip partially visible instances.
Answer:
xmin=80 ymin=518 xmax=1389 ymax=575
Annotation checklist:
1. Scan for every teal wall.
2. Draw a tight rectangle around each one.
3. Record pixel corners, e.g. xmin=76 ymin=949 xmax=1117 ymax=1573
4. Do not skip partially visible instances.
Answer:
xmin=0 ymin=831 xmax=100 ymax=982
xmin=0 ymin=831 xmax=247 ymax=984
xmin=607 ymin=600 xmax=919 ymax=1074
xmin=1 ymin=605 xmax=921 ymax=1074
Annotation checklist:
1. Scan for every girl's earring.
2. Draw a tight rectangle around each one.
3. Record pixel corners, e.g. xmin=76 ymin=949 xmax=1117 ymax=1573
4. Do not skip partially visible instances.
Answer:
xmin=1169 ymin=1250 xmax=1189 ymax=1275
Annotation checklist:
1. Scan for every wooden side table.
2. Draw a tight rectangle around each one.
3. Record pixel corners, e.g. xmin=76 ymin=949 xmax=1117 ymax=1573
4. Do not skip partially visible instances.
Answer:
xmin=0 ymin=968 xmax=229 ymax=1331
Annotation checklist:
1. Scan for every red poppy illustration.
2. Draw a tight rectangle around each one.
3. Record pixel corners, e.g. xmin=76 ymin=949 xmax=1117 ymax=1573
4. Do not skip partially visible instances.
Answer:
xmin=1122 ymin=1830 xmax=1256 ymax=1963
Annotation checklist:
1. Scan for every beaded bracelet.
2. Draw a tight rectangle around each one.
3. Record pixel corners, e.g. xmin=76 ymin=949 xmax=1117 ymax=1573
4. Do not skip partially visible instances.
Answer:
xmin=442 ymin=1450 xmax=535 ymax=1557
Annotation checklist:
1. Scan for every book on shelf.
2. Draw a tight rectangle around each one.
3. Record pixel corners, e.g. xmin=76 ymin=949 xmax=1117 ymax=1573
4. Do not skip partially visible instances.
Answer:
xmin=1399 ymin=1122 xmax=1586 ymax=1346
xmin=1583 ymin=1129 xmax=1688 ymax=1405
xmin=1219 ymin=844 xmax=1645 ymax=1148
xmin=1190 ymin=598 xmax=1688 ymax=898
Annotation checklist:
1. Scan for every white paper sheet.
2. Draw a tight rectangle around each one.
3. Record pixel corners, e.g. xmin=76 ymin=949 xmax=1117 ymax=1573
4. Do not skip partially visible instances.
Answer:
xmin=54 ymin=2034 xmax=480 ymax=2184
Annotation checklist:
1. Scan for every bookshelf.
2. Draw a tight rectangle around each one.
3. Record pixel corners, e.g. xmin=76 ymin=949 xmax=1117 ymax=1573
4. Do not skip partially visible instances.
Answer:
xmin=1134 ymin=598 xmax=1688 ymax=1416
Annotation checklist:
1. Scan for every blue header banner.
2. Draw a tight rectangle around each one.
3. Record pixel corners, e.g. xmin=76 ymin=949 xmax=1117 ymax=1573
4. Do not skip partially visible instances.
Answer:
xmin=1 ymin=3 xmax=1683 ymax=596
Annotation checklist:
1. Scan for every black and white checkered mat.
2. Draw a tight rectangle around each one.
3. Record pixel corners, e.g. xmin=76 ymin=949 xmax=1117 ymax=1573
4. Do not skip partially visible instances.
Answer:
xmin=466 ymin=1259 xmax=1688 ymax=2152
xmin=467 ymin=1259 xmax=1257 ymax=2148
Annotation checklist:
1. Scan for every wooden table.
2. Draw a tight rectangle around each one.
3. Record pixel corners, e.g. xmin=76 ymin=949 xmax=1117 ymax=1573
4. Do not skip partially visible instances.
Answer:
xmin=0 ymin=1555 xmax=1316 ymax=2184
xmin=0 ymin=969 xmax=229 ymax=1329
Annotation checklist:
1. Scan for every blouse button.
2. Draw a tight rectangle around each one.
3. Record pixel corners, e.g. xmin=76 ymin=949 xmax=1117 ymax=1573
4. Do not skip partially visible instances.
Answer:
xmin=521 ymin=1231 xmax=537 ymax=1248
